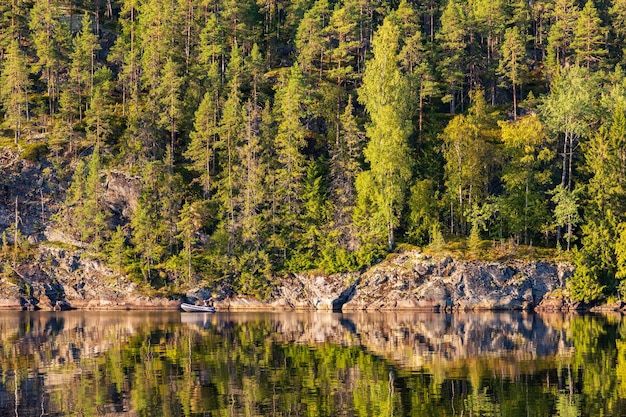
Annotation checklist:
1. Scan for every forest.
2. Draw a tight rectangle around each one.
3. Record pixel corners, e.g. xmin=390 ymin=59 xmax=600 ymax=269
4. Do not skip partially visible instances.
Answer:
xmin=1 ymin=0 xmax=626 ymax=303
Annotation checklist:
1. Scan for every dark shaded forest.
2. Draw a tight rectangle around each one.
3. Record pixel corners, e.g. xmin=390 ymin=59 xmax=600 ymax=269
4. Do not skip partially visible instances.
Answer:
xmin=1 ymin=0 xmax=626 ymax=302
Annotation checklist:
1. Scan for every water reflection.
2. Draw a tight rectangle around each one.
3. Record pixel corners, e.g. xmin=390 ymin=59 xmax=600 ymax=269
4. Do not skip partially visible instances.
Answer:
xmin=0 ymin=311 xmax=624 ymax=416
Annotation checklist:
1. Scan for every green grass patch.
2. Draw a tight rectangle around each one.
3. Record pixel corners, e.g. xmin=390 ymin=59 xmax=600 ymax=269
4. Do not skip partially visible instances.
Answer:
xmin=21 ymin=142 xmax=49 ymax=162
xmin=422 ymin=236 xmax=570 ymax=263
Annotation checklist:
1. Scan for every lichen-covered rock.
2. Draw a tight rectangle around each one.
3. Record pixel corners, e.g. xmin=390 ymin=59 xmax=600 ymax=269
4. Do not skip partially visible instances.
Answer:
xmin=340 ymin=253 xmax=573 ymax=312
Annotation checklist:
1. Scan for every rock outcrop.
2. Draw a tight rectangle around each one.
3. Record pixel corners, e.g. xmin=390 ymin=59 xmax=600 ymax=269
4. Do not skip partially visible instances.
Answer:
xmin=0 ymin=241 xmax=576 ymax=311
xmin=207 ymin=251 xmax=574 ymax=312
xmin=0 ymin=148 xmax=578 ymax=312
xmin=2 ymin=244 xmax=180 ymax=310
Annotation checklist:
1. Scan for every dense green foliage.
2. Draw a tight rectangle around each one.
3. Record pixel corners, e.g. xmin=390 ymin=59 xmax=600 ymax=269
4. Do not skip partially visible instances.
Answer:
xmin=2 ymin=0 xmax=626 ymax=301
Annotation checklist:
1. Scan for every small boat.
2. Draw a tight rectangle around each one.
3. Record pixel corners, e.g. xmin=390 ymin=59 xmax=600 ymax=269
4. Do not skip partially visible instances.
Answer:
xmin=180 ymin=302 xmax=216 ymax=313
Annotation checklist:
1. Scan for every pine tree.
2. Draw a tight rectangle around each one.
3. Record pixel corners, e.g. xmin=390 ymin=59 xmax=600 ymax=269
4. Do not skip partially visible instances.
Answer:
xmin=85 ymin=69 xmax=114 ymax=147
xmin=400 ymin=29 xmax=437 ymax=137
xmin=107 ymin=225 xmax=127 ymax=277
xmin=139 ymin=0 xmax=180 ymax=93
xmin=30 ymin=0 xmax=69 ymax=117
xmin=546 ymin=0 xmax=579 ymax=73
xmin=85 ymin=85 xmax=113 ymax=147
xmin=572 ymin=0 xmax=607 ymax=71
xmin=436 ymin=0 xmax=467 ymax=113
xmin=357 ymin=15 xmax=414 ymax=250
xmin=239 ymin=100 xmax=268 ymax=250
xmin=246 ymin=43 xmax=266 ymax=106
xmin=325 ymin=0 xmax=360 ymax=88
xmin=130 ymin=162 xmax=181 ymax=283
xmin=215 ymin=66 xmax=244 ymax=254
xmin=0 ymin=38 xmax=30 ymax=144
xmin=108 ymin=0 xmax=141 ymax=118
xmin=197 ymin=14 xmax=225 ymax=81
xmin=499 ymin=27 xmax=527 ymax=120
xmin=60 ymin=148 xmax=108 ymax=249
xmin=82 ymin=147 xmax=107 ymax=250
xmin=471 ymin=0 xmax=507 ymax=70
xmin=610 ymin=0 xmax=626 ymax=62
xmin=295 ymin=0 xmax=330 ymax=79
xmin=131 ymin=188 xmax=164 ymax=282
xmin=67 ymin=13 xmax=100 ymax=122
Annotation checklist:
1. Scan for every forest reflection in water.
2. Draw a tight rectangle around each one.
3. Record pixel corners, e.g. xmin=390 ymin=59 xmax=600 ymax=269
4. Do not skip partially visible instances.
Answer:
xmin=0 ymin=310 xmax=624 ymax=416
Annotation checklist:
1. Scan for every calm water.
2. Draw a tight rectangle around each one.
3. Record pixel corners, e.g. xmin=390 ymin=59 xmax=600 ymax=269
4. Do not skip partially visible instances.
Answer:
xmin=0 ymin=311 xmax=625 ymax=416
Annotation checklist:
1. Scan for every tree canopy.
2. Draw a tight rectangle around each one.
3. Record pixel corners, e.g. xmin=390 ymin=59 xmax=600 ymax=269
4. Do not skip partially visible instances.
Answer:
xmin=2 ymin=0 xmax=626 ymax=303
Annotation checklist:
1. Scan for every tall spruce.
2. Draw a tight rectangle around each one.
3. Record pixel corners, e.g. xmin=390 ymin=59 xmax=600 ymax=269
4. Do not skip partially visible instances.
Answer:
xmin=270 ymin=62 xmax=309 ymax=261
xmin=0 ymin=38 xmax=30 ymax=144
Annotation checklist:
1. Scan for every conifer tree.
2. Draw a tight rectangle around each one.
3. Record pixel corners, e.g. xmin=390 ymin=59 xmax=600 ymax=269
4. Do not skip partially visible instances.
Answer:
xmin=176 ymin=201 xmax=205 ymax=284
xmin=610 ymin=0 xmax=626 ymax=62
xmin=60 ymin=148 xmax=107 ymax=249
xmin=471 ymin=0 xmax=507 ymax=60
xmin=270 ymin=62 xmax=309 ymax=260
xmin=499 ymin=27 xmax=527 ymax=120
xmin=108 ymin=0 xmax=141 ymax=118
xmin=155 ymin=58 xmax=184 ymax=163
xmin=330 ymin=96 xmax=363 ymax=249
xmin=325 ymin=0 xmax=359 ymax=88
xmin=400 ymin=30 xmax=437 ymax=136
xmin=572 ymin=0 xmax=607 ymax=71
xmin=436 ymin=0 xmax=467 ymax=113
xmin=30 ymin=0 xmax=69 ymax=117
xmin=131 ymin=187 xmax=164 ymax=282
xmin=546 ymin=0 xmax=579 ymax=73
xmin=295 ymin=0 xmax=330 ymax=79
xmin=185 ymin=67 xmax=220 ymax=197
xmin=215 ymin=54 xmax=244 ymax=254
xmin=197 ymin=14 xmax=225 ymax=82
xmin=246 ymin=43 xmax=266 ymax=106
xmin=140 ymin=0 xmax=169 ymax=85
xmin=131 ymin=161 xmax=182 ymax=283
xmin=239 ymin=99 xmax=268 ymax=250
xmin=85 ymin=82 xmax=113 ymax=147
xmin=107 ymin=225 xmax=127 ymax=277
xmin=0 ymin=38 xmax=30 ymax=144
xmin=81 ymin=147 xmax=107 ymax=249
xmin=67 ymin=13 xmax=100 ymax=122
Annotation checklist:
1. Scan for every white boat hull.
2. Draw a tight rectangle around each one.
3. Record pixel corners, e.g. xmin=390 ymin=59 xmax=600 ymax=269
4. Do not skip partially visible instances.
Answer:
xmin=180 ymin=302 xmax=216 ymax=313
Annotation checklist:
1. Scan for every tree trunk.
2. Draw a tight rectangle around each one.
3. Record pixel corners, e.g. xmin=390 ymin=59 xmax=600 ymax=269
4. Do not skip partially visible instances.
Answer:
xmin=512 ymin=84 xmax=517 ymax=121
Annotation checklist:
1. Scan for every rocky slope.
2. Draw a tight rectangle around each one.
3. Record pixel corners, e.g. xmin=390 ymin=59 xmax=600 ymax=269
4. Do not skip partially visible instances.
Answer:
xmin=0 ymin=243 xmax=576 ymax=311
xmin=0 ymin=148 xmax=577 ymax=311
xmin=214 ymin=251 xmax=575 ymax=312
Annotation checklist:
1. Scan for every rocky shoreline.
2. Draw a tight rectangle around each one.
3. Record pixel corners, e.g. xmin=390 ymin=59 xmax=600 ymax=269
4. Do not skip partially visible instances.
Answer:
xmin=208 ymin=251 xmax=581 ymax=312
xmin=0 ymin=242 xmax=587 ymax=312
xmin=0 ymin=148 xmax=593 ymax=313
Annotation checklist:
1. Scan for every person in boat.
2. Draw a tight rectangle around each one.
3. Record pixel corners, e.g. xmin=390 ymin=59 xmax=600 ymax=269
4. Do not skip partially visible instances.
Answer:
xmin=203 ymin=297 xmax=214 ymax=307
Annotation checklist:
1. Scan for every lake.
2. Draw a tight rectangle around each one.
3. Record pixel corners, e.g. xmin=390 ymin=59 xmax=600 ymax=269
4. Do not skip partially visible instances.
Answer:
xmin=0 ymin=310 xmax=624 ymax=416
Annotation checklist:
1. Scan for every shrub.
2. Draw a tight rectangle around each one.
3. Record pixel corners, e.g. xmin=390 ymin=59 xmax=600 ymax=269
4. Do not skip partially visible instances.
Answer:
xmin=21 ymin=142 xmax=49 ymax=162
